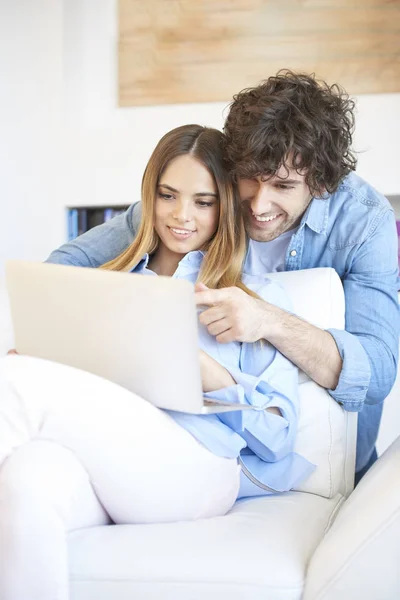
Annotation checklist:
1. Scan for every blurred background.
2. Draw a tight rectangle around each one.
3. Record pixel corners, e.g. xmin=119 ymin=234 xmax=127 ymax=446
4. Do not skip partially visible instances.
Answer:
xmin=1 ymin=0 xmax=399 ymax=451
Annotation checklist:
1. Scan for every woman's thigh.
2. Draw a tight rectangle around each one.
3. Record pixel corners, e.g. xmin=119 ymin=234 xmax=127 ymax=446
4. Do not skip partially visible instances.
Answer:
xmin=0 ymin=356 xmax=240 ymax=524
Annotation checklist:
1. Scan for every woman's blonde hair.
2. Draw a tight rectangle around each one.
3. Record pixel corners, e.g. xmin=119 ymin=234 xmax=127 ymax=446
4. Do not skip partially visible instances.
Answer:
xmin=101 ymin=124 xmax=256 ymax=297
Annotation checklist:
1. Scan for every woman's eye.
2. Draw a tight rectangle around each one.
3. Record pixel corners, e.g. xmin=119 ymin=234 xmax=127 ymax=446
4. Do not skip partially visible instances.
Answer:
xmin=196 ymin=200 xmax=214 ymax=207
xmin=158 ymin=192 xmax=174 ymax=200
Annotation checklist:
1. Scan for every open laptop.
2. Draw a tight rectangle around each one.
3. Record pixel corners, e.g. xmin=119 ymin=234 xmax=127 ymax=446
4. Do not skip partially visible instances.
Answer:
xmin=5 ymin=260 xmax=252 ymax=414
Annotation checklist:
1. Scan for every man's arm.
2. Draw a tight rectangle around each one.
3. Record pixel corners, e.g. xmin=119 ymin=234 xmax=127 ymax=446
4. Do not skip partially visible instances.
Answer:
xmin=46 ymin=202 xmax=142 ymax=267
xmin=327 ymin=209 xmax=399 ymax=407
xmin=258 ymin=304 xmax=342 ymax=390
xmin=196 ymin=208 xmax=400 ymax=409
xmin=196 ymin=285 xmax=342 ymax=390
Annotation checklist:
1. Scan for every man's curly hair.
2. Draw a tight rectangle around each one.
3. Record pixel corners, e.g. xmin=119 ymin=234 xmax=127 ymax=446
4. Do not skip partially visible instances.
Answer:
xmin=223 ymin=70 xmax=357 ymax=196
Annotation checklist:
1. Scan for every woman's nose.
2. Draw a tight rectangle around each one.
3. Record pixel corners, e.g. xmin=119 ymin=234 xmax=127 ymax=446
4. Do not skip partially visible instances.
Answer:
xmin=172 ymin=202 xmax=191 ymax=222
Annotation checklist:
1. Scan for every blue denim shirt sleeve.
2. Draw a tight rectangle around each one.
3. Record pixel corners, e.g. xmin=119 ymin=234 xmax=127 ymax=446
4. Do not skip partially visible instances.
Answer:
xmin=46 ymin=202 xmax=142 ymax=267
xmin=327 ymin=208 xmax=399 ymax=411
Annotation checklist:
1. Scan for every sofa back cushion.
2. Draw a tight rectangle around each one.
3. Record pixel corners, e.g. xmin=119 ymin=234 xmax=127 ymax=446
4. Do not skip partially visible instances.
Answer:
xmin=268 ymin=268 xmax=357 ymax=499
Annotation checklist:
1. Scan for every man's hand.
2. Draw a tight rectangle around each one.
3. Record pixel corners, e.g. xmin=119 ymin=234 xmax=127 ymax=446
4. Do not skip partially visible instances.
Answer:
xmin=195 ymin=283 xmax=343 ymax=391
xmin=195 ymin=282 xmax=272 ymax=344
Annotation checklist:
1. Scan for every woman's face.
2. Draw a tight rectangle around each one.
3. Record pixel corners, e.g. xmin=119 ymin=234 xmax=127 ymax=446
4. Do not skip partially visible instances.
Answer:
xmin=154 ymin=154 xmax=220 ymax=257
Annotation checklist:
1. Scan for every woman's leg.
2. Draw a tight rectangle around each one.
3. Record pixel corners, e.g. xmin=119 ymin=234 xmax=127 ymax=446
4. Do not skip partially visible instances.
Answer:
xmin=0 ymin=355 xmax=240 ymax=523
xmin=0 ymin=440 xmax=110 ymax=600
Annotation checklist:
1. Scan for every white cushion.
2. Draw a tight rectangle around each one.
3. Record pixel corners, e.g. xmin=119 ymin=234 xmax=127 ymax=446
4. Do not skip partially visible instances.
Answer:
xmin=0 ymin=287 xmax=13 ymax=356
xmin=69 ymin=492 xmax=344 ymax=600
xmin=303 ymin=436 xmax=400 ymax=600
xmin=268 ymin=268 xmax=357 ymax=499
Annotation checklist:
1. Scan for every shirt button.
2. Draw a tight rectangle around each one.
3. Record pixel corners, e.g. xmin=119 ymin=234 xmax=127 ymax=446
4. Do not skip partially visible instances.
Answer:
xmin=290 ymin=250 xmax=297 ymax=257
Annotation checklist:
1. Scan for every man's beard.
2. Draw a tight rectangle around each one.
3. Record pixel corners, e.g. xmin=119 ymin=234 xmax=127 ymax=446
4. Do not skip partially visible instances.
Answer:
xmin=243 ymin=211 xmax=295 ymax=242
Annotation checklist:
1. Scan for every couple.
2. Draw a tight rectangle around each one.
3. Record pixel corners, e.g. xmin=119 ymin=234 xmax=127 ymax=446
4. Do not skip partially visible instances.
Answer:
xmin=0 ymin=71 xmax=399 ymax=600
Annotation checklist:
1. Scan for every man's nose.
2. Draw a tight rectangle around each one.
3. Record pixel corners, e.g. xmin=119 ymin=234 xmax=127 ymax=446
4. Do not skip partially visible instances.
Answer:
xmin=249 ymin=185 xmax=273 ymax=215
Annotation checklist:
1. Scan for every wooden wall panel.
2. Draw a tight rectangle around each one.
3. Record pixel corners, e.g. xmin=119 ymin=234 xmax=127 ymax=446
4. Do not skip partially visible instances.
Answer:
xmin=118 ymin=0 xmax=400 ymax=106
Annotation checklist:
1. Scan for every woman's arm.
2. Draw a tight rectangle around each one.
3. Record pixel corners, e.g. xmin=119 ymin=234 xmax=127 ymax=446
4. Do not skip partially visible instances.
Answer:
xmin=198 ymin=280 xmax=314 ymax=490
xmin=199 ymin=349 xmax=281 ymax=416
xmin=199 ymin=349 xmax=235 ymax=392
xmin=199 ymin=280 xmax=302 ymax=460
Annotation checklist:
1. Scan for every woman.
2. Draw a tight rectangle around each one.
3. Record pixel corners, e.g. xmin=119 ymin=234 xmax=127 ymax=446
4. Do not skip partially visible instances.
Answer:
xmin=0 ymin=125 xmax=313 ymax=600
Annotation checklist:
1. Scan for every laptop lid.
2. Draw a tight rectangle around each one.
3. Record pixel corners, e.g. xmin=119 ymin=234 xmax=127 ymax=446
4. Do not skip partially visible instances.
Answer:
xmin=5 ymin=260 xmax=204 ymax=413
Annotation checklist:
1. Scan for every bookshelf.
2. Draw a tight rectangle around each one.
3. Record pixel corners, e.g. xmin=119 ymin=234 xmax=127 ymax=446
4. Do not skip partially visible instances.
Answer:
xmin=67 ymin=205 xmax=130 ymax=241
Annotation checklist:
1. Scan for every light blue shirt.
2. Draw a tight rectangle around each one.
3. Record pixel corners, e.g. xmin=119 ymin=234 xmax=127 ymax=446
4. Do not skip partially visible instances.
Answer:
xmin=131 ymin=251 xmax=315 ymax=495
xmin=46 ymin=172 xmax=400 ymax=471
xmin=246 ymin=228 xmax=297 ymax=273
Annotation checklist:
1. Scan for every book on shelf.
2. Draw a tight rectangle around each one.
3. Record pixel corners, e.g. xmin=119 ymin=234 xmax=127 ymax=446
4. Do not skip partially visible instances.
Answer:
xmin=67 ymin=205 xmax=130 ymax=241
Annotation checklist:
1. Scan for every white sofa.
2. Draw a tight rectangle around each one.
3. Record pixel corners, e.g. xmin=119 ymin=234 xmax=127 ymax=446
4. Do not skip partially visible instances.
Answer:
xmin=2 ymin=268 xmax=400 ymax=598
xmin=63 ymin=268 xmax=399 ymax=599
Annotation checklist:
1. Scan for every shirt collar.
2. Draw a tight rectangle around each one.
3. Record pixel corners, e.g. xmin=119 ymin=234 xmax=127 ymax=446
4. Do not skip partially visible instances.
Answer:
xmin=129 ymin=251 xmax=205 ymax=274
xmin=130 ymin=254 xmax=150 ymax=272
xmin=178 ymin=250 xmax=204 ymax=269
xmin=301 ymin=195 xmax=330 ymax=234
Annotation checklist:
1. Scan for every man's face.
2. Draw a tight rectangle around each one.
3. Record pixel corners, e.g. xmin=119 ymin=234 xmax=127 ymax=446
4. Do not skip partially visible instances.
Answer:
xmin=237 ymin=165 xmax=313 ymax=242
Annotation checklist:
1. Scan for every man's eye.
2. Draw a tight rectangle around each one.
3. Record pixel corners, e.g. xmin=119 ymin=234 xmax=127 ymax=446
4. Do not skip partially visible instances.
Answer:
xmin=276 ymin=184 xmax=294 ymax=190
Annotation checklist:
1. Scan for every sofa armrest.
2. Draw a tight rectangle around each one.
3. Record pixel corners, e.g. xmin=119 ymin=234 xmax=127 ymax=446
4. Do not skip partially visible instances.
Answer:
xmin=303 ymin=435 xmax=400 ymax=600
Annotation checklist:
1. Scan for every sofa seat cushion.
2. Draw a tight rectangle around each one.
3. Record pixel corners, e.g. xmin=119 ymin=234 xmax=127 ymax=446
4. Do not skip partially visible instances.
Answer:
xmin=69 ymin=492 xmax=344 ymax=600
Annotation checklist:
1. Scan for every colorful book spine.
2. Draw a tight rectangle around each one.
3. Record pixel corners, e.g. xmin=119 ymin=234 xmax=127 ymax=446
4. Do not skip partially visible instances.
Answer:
xmin=68 ymin=209 xmax=79 ymax=240
xmin=67 ymin=206 xmax=130 ymax=240
xmin=78 ymin=209 xmax=88 ymax=236
xmin=104 ymin=208 xmax=114 ymax=221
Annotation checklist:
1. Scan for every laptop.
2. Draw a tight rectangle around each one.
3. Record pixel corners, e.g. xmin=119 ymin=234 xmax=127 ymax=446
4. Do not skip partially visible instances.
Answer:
xmin=5 ymin=260 xmax=252 ymax=415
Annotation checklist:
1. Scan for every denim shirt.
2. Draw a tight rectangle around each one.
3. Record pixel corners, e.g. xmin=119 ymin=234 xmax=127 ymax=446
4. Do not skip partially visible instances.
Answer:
xmin=46 ymin=172 xmax=400 ymax=471
xmin=130 ymin=251 xmax=315 ymax=495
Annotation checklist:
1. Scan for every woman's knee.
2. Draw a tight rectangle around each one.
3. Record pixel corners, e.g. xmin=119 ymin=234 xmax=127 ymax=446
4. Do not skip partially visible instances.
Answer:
xmin=0 ymin=441 xmax=109 ymax=529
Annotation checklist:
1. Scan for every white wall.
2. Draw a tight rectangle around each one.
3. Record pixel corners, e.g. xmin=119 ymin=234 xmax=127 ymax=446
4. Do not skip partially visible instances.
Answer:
xmin=0 ymin=0 xmax=66 ymax=352
xmin=1 ymin=0 xmax=399 ymax=452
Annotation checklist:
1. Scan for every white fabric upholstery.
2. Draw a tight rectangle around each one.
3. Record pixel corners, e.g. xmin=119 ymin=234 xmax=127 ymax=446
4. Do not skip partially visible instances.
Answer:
xmin=269 ymin=268 xmax=357 ymax=499
xmin=303 ymin=435 xmax=400 ymax=600
xmin=267 ymin=268 xmax=345 ymax=332
xmin=69 ymin=493 xmax=344 ymax=600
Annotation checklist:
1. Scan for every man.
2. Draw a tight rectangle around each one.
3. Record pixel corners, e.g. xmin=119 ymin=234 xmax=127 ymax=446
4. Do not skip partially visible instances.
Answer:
xmin=46 ymin=71 xmax=399 ymax=482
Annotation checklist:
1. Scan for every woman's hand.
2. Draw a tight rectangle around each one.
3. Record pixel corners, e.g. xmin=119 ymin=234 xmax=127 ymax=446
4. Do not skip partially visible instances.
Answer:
xmin=199 ymin=349 xmax=236 ymax=393
xmin=7 ymin=349 xmax=18 ymax=355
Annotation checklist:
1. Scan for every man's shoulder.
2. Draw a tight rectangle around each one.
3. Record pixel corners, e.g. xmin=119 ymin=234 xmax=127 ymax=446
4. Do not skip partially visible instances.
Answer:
xmin=326 ymin=173 xmax=393 ymax=245
xmin=46 ymin=202 xmax=141 ymax=267
xmin=332 ymin=172 xmax=391 ymax=212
